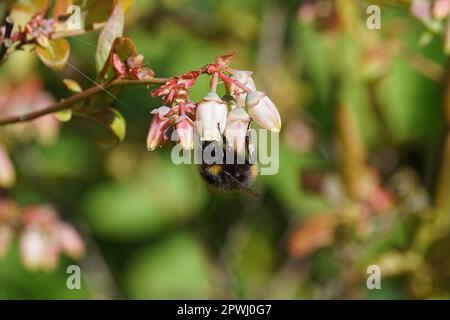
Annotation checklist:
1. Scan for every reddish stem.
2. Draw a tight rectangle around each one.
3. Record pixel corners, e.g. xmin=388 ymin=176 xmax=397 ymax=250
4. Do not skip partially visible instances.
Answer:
xmin=217 ymin=72 xmax=251 ymax=93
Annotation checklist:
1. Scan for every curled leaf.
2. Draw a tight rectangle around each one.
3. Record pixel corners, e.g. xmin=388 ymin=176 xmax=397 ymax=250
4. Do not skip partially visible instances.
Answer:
xmin=76 ymin=0 xmax=133 ymax=29
xmin=97 ymin=37 xmax=138 ymax=81
xmin=36 ymin=38 xmax=70 ymax=71
xmin=95 ymin=1 xmax=124 ymax=74
xmin=80 ymin=107 xmax=126 ymax=144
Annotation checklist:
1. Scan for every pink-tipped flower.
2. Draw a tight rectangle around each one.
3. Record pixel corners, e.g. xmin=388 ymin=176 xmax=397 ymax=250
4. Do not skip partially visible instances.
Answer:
xmin=176 ymin=115 xmax=195 ymax=150
xmin=231 ymin=70 xmax=256 ymax=91
xmin=19 ymin=225 xmax=55 ymax=271
xmin=195 ymin=92 xmax=228 ymax=141
xmin=19 ymin=226 xmax=44 ymax=270
xmin=58 ymin=222 xmax=85 ymax=259
xmin=246 ymin=91 xmax=281 ymax=133
xmin=225 ymin=107 xmax=250 ymax=154
xmin=146 ymin=106 xmax=171 ymax=151
xmin=231 ymin=70 xmax=256 ymax=107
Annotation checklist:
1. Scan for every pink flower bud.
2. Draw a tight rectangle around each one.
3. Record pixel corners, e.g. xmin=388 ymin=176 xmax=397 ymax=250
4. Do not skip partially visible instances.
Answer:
xmin=225 ymin=107 xmax=250 ymax=154
xmin=147 ymin=106 xmax=171 ymax=151
xmin=20 ymin=226 xmax=47 ymax=271
xmin=411 ymin=0 xmax=432 ymax=23
xmin=433 ymin=0 xmax=450 ymax=19
xmin=0 ymin=144 xmax=16 ymax=188
xmin=195 ymin=92 xmax=228 ymax=141
xmin=176 ymin=115 xmax=195 ymax=150
xmin=58 ymin=222 xmax=85 ymax=259
xmin=246 ymin=92 xmax=281 ymax=133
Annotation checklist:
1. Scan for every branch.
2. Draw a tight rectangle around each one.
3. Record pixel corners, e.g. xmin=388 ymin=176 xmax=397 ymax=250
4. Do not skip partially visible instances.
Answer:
xmin=0 ymin=77 xmax=169 ymax=126
xmin=0 ymin=16 xmax=14 ymax=62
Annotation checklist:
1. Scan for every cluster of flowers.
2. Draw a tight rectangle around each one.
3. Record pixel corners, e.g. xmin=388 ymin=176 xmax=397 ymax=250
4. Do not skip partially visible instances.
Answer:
xmin=146 ymin=54 xmax=282 ymax=154
xmin=0 ymin=13 xmax=56 ymax=50
xmin=111 ymin=52 xmax=155 ymax=81
xmin=0 ymin=201 xmax=85 ymax=271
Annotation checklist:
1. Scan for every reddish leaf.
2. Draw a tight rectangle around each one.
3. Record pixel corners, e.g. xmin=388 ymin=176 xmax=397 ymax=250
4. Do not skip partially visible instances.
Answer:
xmin=97 ymin=37 xmax=138 ymax=81
xmin=112 ymin=52 xmax=127 ymax=77
xmin=214 ymin=52 xmax=235 ymax=69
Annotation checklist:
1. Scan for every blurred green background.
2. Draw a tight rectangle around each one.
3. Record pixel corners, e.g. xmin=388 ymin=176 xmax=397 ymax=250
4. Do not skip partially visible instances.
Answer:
xmin=1 ymin=0 xmax=450 ymax=299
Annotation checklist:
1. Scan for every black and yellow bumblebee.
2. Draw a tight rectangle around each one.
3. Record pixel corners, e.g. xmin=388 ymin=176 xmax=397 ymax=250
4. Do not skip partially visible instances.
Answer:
xmin=197 ymin=132 xmax=260 ymax=197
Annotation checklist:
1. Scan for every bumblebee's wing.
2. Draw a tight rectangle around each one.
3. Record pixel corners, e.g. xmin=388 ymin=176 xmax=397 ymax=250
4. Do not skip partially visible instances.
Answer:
xmin=224 ymin=171 xmax=262 ymax=198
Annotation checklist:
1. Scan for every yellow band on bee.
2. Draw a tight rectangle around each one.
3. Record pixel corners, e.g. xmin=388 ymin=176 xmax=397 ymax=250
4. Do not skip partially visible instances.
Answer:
xmin=206 ymin=164 xmax=223 ymax=175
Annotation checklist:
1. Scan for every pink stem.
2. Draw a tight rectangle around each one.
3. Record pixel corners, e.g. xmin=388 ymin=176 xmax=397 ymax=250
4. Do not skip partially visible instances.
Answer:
xmin=217 ymin=72 xmax=251 ymax=93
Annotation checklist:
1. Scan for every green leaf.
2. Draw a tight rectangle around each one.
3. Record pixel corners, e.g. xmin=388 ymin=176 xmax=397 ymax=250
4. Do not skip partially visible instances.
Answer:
xmin=35 ymin=38 xmax=70 ymax=71
xmin=95 ymin=1 xmax=124 ymax=74
xmin=54 ymin=109 xmax=72 ymax=122
xmin=82 ymin=107 xmax=126 ymax=143
xmin=62 ymin=79 xmax=82 ymax=92
xmin=80 ymin=0 xmax=115 ymax=28
xmin=74 ymin=0 xmax=132 ymax=29
xmin=12 ymin=0 xmax=50 ymax=14
xmin=54 ymin=79 xmax=83 ymax=122
xmin=119 ymin=0 xmax=134 ymax=13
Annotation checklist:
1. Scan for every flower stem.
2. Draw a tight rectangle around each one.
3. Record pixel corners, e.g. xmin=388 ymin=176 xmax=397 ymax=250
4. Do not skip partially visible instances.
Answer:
xmin=217 ymin=72 xmax=251 ymax=93
xmin=210 ymin=72 xmax=219 ymax=92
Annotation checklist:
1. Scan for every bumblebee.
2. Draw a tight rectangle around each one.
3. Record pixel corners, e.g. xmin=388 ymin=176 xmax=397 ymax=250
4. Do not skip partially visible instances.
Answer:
xmin=198 ymin=133 xmax=260 ymax=197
